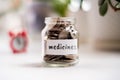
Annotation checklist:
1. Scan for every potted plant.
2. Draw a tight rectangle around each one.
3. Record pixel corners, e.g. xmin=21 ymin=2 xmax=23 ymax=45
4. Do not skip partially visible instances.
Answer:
xmin=50 ymin=0 xmax=120 ymax=50
xmin=81 ymin=0 xmax=120 ymax=50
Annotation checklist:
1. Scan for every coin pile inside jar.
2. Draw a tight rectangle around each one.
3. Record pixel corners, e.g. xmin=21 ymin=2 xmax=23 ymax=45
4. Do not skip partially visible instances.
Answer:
xmin=44 ymin=19 xmax=78 ymax=63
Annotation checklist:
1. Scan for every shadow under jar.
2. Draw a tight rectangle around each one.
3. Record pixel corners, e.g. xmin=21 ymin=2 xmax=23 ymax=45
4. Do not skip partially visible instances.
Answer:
xmin=42 ymin=17 xmax=79 ymax=67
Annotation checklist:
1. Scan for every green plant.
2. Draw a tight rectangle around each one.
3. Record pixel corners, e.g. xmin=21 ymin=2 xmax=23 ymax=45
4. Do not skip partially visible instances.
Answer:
xmin=98 ymin=0 xmax=120 ymax=16
xmin=51 ymin=0 xmax=71 ymax=17
xmin=36 ymin=0 xmax=71 ymax=17
xmin=52 ymin=0 xmax=120 ymax=16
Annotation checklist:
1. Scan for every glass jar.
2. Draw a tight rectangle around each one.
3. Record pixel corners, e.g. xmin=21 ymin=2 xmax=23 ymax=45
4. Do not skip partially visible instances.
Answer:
xmin=42 ymin=17 xmax=79 ymax=67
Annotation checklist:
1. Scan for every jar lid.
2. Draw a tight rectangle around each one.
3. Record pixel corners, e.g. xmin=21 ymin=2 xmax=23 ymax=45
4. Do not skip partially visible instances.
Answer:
xmin=45 ymin=17 xmax=75 ymax=24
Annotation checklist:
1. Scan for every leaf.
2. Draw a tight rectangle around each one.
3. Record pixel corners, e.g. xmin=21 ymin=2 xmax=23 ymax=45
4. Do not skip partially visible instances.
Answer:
xmin=116 ymin=0 xmax=120 ymax=2
xmin=98 ymin=0 xmax=105 ymax=6
xmin=66 ymin=0 xmax=71 ymax=4
xmin=80 ymin=0 xmax=83 ymax=9
xmin=99 ymin=1 xmax=108 ymax=16
xmin=116 ymin=3 xmax=120 ymax=8
xmin=52 ymin=0 xmax=70 ymax=17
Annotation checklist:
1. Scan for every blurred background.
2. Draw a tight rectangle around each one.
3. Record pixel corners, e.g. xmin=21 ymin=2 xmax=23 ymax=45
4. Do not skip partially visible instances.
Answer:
xmin=0 ymin=0 xmax=120 ymax=51
xmin=0 ymin=0 xmax=120 ymax=80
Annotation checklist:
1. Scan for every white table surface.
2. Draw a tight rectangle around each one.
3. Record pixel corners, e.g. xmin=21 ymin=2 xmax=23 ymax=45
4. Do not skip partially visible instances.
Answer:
xmin=0 ymin=37 xmax=120 ymax=80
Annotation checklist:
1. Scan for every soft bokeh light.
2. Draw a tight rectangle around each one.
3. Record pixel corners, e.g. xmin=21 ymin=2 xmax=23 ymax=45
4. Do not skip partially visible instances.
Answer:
xmin=4 ymin=13 xmax=22 ymax=30
xmin=68 ymin=0 xmax=80 ymax=12
xmin=82 ymin=0 xmax=91 ymax=12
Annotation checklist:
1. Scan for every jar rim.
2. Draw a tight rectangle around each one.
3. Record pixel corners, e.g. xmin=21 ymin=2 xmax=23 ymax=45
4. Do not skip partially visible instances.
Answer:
xmin=45 ymin=17 xmax=75 ymax=24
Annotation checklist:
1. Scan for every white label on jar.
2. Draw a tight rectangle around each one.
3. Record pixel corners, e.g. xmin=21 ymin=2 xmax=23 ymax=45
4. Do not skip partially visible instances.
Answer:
xmin=45 ymin=39 xmax=78 ymax=55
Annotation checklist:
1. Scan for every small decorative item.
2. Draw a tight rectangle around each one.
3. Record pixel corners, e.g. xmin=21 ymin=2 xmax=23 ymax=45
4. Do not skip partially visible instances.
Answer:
xmin=42 ymin=17 xmax=79 ymax=67
xmin=9 ymin=29 xmax=28 ymax=53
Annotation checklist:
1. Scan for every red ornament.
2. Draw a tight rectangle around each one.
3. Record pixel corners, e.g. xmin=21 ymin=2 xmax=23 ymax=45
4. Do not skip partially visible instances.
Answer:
xmin=9 ymin=30 xmax=28 ymax=53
